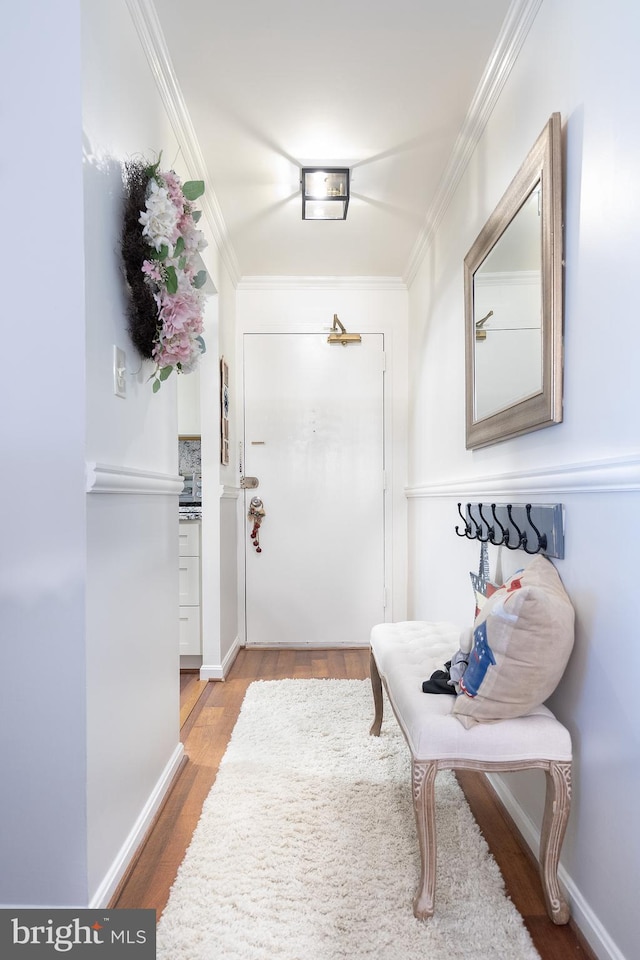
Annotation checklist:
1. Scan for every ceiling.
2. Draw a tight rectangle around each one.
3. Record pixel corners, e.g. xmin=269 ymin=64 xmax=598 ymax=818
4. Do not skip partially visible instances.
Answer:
xmin=151 ymin=0 xmax=514 ymax=282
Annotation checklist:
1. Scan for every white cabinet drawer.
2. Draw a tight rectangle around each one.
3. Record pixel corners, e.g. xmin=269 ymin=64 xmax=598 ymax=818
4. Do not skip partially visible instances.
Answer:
xmin=179 ymin=556 xmax=200 ymax=605
xmin=179 ymin=606 xmax=201 ymax=655
xmin=179 ymin=522 xmax=200 ymax=557
xmin=178 ymin=521 xmax=201 ymax=656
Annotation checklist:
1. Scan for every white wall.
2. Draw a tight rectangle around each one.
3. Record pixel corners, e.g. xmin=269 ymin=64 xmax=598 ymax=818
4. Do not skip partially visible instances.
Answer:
xmin=407 ymin=2 xmax=640 ymax=958
xmin=83 ymin=0 xmax=188 ymax=904
xmin=216 ymin=268 xmax=240 ymax=672
xmin=0 ymin=0 xmax=88 ymax=906
xmin=82 ymin=0 xmax=238 ymax=900
xmin=235 ymin=281 xmax=408 ymax=630
xmin=179 ymin=245 xmax=239 ymax=680
xmin=0 ymin=0 xmax=235 ymax=909
xmin=177 ymin=368 xmax=201 ymax=436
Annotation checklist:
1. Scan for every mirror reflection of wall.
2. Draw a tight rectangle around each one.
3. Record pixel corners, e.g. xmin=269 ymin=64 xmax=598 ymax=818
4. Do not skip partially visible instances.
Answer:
xmin=464 ymin=113 xmax=563 ymax=449
xmin=473 ymin=186 xmax=542 ymax=420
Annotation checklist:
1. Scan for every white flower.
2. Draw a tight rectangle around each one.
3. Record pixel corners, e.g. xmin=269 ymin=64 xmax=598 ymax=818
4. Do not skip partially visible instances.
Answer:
xmin=179 ymin=338 xmax=206 ymax=374
xmin=180 ymin=218 xmax=208 ymax=256
xmin=138 ymin=178 xmax=180 ymax=253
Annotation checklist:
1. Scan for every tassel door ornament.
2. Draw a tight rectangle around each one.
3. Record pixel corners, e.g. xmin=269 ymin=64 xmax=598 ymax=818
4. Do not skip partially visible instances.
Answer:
xmin=248 ymin=497 xmax=265 ymax=553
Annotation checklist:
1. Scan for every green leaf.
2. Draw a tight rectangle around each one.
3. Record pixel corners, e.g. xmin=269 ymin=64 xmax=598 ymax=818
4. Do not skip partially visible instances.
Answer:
xmin=192 ymin=210 xmax=202 ymax=223
xmin=152 ymin=378 xmax=161 ymax=393
xmin=150 ymin=244 xmax=169 ymax=261
xmin=159 ymin=365 xmax=173 ymax=381
xmin=164 ymin=266 xmax=178 ymax=294
xmin=174 ymin=236 xmax=185 ymax=257
xmin=178 ymin=256 xmax=187 ymax=271
xmin=182 ymin=180 xmax=205 ymax=201
xmin=193 ymin=270 xmax=207 ymax=289
xmin=195 ymin=335 xmax=206 ymax=355
xmin=146 ymin=156 xmax=161 ymax=179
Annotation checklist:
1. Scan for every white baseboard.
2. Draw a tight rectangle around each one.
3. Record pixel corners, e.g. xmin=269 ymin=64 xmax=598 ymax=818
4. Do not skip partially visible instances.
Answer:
xmin=180 ymin=654 xmax=203 ymax=671
xmin=89 ymin=744 xmax=185 ymax=909
xmin=199 ymin=635 xmax=242 ymax=680
xmin=487 ymin=774 xmax=626 ymax=960
xmin=244 ymin=642 xmax=370 ymax=650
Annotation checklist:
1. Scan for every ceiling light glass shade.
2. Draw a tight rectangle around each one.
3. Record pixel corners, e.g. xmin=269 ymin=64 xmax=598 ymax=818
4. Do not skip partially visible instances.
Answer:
xmin=301 ymin=167 xmax=350 ymax=220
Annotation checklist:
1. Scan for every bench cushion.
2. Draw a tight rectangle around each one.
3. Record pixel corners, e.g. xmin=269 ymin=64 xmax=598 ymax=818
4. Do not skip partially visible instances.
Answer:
xmin=370 ymin=620 xmax=572 ymax=763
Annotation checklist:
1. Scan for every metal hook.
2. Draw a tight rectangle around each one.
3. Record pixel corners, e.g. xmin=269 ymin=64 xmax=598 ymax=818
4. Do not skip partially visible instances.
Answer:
xmin=455 ymin=502 xmax=472 ymax=538
xmin=506 ymin=504 xmax=526 ymax=550
xmin=490 ymin=503 xmax=509 ymax=546
xmin=467 ymin=504 xmax=483 ymax=541
xmin=477 ymin=503 xmax=494 ymax=544
xmin=523 ymin=504 xmax=548 ymax=555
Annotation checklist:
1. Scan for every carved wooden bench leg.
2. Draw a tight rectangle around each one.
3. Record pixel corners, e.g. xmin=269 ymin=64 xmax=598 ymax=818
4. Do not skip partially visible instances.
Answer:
xmin=412 ymin=759 xmax=438 ymax=919
xmin=539 ymin=761 xmax=572 ymax=924
xmin=369 ymin=621 xmax=573 ymax=922
xmin=369 ymin=652 xmax=383 ymax=736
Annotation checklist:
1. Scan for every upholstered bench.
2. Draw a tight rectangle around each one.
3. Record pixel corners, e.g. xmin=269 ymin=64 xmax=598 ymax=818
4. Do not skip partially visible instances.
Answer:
xmin=369 ymin=619 xmax=572 ymax=923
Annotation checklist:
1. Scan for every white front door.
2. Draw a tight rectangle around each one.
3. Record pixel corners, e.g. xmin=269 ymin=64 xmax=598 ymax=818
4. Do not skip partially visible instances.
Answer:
xmin=243 ymin=332 xmax=385 ymax=646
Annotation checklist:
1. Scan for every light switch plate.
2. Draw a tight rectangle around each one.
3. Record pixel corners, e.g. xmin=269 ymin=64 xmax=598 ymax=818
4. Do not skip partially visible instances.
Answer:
xmin=113 ymin=346 xmax=127 ymax=398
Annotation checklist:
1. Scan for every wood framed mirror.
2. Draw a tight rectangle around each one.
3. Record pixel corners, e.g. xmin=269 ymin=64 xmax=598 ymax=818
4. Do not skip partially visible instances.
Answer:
xmin=464 ymin=113 xmax=564 ymax=449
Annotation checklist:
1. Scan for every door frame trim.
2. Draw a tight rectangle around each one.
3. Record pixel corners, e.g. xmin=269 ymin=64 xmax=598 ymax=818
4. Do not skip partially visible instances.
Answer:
xmin=235 ymin=292 xmax=408 ymax=645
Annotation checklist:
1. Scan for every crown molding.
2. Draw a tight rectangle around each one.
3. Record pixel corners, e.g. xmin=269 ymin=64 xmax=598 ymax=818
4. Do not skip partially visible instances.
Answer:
xmin=128 ymin=0 xmax=542 ymax=291
xmin=403 ymin=0 xmax=544 ymax=287
xmin=125 ymin=0 xmax=241 ymax=286
xmin=237 ymin=275 xmax=407 ymax=292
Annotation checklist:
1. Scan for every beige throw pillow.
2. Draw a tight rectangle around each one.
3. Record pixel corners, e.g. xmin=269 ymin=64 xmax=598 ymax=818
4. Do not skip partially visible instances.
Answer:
xmin=453 ymin=555 xmax=575 ymax=727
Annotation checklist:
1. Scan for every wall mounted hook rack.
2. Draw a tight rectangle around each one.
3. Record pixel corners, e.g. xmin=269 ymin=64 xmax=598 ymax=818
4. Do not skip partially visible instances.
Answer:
xmin=455 ymin=502 xmax=564 ymax=559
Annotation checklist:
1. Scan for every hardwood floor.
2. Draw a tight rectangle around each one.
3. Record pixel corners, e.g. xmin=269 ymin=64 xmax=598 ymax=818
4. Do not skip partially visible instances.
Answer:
xmin=112 ymin=648 xmax=595 ymax=959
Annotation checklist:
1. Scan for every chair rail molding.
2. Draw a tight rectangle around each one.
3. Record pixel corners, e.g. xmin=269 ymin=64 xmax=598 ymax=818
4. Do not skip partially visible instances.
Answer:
xmin=405 ymin=452 xmax=640 ymax=499
xmin=86 ymin=462 xmax=184 ymax=496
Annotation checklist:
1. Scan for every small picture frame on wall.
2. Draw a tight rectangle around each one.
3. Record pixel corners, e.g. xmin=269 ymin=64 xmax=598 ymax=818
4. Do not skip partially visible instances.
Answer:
xmin=220 ymin=356 xmax=230 ymax=465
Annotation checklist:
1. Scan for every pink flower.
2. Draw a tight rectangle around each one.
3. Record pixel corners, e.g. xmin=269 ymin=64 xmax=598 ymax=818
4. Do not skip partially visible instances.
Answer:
xmin=153 ymin=330 xmax=203 ymax=369
xmin=132 ymin=162 xmax=209 ymax=389
xmin=157 ymin=289 xmax=203 ymax=338
xmin=162 ymin=171 xmax=185 ymax=212
xmin=178 ymin=214 xmax=207 ymax=255
xmin=142 ymin=259 xmax=162 ymax=282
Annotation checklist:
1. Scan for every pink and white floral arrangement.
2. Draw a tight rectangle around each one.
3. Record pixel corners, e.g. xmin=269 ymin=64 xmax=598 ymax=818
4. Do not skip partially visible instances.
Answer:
xmin=122 ymin=154 xmax=208 ymax=392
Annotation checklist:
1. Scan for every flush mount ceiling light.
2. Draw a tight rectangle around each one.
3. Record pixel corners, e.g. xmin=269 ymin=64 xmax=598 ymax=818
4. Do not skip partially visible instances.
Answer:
xmin=301 ymin=167 xmax=350 ymax=220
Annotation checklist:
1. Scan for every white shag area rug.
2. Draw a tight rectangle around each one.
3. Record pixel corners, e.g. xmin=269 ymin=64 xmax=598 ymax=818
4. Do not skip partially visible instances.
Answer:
xmin=157 ymin=679 xmax=540 ymax=960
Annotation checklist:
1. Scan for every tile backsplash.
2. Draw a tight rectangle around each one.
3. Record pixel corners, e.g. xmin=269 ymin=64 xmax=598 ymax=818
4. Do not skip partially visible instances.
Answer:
xmin=179 ymin=438 xmax=201 ymax=476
